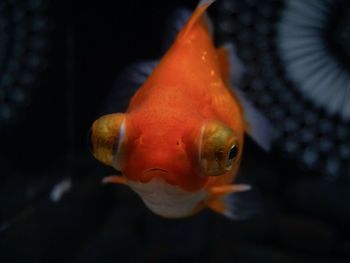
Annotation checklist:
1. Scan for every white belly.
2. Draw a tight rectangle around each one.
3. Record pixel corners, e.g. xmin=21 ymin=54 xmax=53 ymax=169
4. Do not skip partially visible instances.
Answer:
xmin=128 ymin=178 xmax=208 ymax=218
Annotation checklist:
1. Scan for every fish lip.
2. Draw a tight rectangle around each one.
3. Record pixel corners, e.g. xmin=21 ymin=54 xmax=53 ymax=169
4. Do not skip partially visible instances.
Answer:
xmin=144 ymin=168 xmax=169 ymax=173
xmin=141 ymin=168 xmax=177 ymax=185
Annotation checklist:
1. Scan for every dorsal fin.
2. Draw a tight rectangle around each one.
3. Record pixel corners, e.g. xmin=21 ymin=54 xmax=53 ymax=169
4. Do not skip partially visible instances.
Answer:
xmin=179 ymin=0 xmax=215 ymax=39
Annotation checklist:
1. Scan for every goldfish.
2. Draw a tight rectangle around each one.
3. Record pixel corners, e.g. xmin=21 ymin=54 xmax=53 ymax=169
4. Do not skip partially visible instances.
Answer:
xmin=89 ymin=0 xmax=273 ymax=219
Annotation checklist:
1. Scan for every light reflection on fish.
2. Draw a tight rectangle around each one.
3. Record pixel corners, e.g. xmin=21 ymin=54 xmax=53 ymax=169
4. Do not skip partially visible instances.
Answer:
xmin=89 ymin=0 xmax=273 ymax=219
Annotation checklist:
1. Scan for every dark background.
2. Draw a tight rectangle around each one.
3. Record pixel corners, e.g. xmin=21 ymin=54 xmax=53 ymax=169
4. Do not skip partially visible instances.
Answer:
xmin=1 ymin=0 xmax=349 ymax=262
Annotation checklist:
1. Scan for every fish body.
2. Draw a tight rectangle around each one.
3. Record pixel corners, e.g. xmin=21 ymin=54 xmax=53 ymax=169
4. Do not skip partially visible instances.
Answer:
xmin=90 ymin=0 xmax=270 ymax=218
xmin=127 ymin=2 xmax=244 ymax=183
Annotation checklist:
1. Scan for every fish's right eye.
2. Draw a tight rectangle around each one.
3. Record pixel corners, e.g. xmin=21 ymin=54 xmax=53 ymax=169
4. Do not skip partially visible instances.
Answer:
xmin=198 ymin=121 xmax=239 ymax=176
xmin=89 ymin=113 xmax=127 ymax=170
xmin=228 ymin=144 xmax=238 ymax=161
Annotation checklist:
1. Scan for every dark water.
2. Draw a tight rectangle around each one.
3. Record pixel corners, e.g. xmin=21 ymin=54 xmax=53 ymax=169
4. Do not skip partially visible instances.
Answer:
xmin=0 ymin=0 xmax=349 ymax=262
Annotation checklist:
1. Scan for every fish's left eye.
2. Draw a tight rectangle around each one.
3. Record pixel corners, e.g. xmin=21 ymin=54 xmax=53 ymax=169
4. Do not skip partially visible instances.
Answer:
xmin=198 ymin=121 xmax=240 ymax=176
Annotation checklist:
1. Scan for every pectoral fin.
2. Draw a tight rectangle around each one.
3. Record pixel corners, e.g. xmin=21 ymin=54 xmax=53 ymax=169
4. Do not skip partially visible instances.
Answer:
xmin=102 ymin=175 xmax=127 ymax=185
xmin=207 ymin=184 xmax=252 ymax=219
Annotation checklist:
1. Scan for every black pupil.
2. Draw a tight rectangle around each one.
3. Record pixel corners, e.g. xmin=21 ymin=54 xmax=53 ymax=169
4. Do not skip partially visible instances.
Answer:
xmin=228 ymin=145 xmax=238 ymax=160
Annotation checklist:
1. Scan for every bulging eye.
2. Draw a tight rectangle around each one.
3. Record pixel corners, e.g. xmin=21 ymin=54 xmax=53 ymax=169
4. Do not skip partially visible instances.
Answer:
xmin=198 ymin=121 xmax=239 ymax=176
xmin=89 ymin=113 xmax=126 ymax=170
xmin=228 ymin=144 xmax=238 ymax=161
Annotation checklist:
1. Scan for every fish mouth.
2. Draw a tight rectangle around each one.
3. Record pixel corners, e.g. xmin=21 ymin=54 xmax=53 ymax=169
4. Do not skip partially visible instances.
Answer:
xmin=145 ymin=168 xmax=169 ymax=173
xmin=141 ymin=168 xmax=176 ymax=184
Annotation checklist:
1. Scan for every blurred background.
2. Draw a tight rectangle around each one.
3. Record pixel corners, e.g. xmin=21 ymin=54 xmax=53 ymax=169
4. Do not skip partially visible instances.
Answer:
xmin=0 ymin=0 xmax=349 ymax=262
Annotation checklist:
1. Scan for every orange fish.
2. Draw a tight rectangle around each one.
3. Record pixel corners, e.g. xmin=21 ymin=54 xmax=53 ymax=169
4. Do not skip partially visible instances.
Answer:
xmin=90 ymin=0 xmax=273 ymax=218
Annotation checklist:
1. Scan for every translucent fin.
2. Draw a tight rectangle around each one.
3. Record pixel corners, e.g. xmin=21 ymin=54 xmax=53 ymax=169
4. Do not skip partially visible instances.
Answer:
xmin=163 ymin=9 xmax=192 ymax=51
xmin=220 ymin=43 xmax=277 ymax=151
xmin=217 ymin=43 xmax=246 ymax=86
xmin=122 ymin=60 xmax=159 ymax=87
xmin=236 ymin=88 xmax=277 ymax=151
xmin=207 ymin=184 xmax=261 ymax=220
xmin=102 ymin=175 xmax=127 ymax=185
xmin=103 ymin=60 xmax=158 ymax=113
xmin=196 ymin=0 xmax=216 ymax=9
xmin=209 ymin=184 xmax=252 ymax=196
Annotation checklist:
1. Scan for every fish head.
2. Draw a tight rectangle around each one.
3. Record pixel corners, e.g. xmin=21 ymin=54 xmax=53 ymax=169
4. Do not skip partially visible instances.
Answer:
xmin=89 ymin=112 xmax=204 ymax=187
xmin=121 ymin=111 xmax=207 ymax=192
xmin=89 ymin=112 xmax=242 ymax=217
